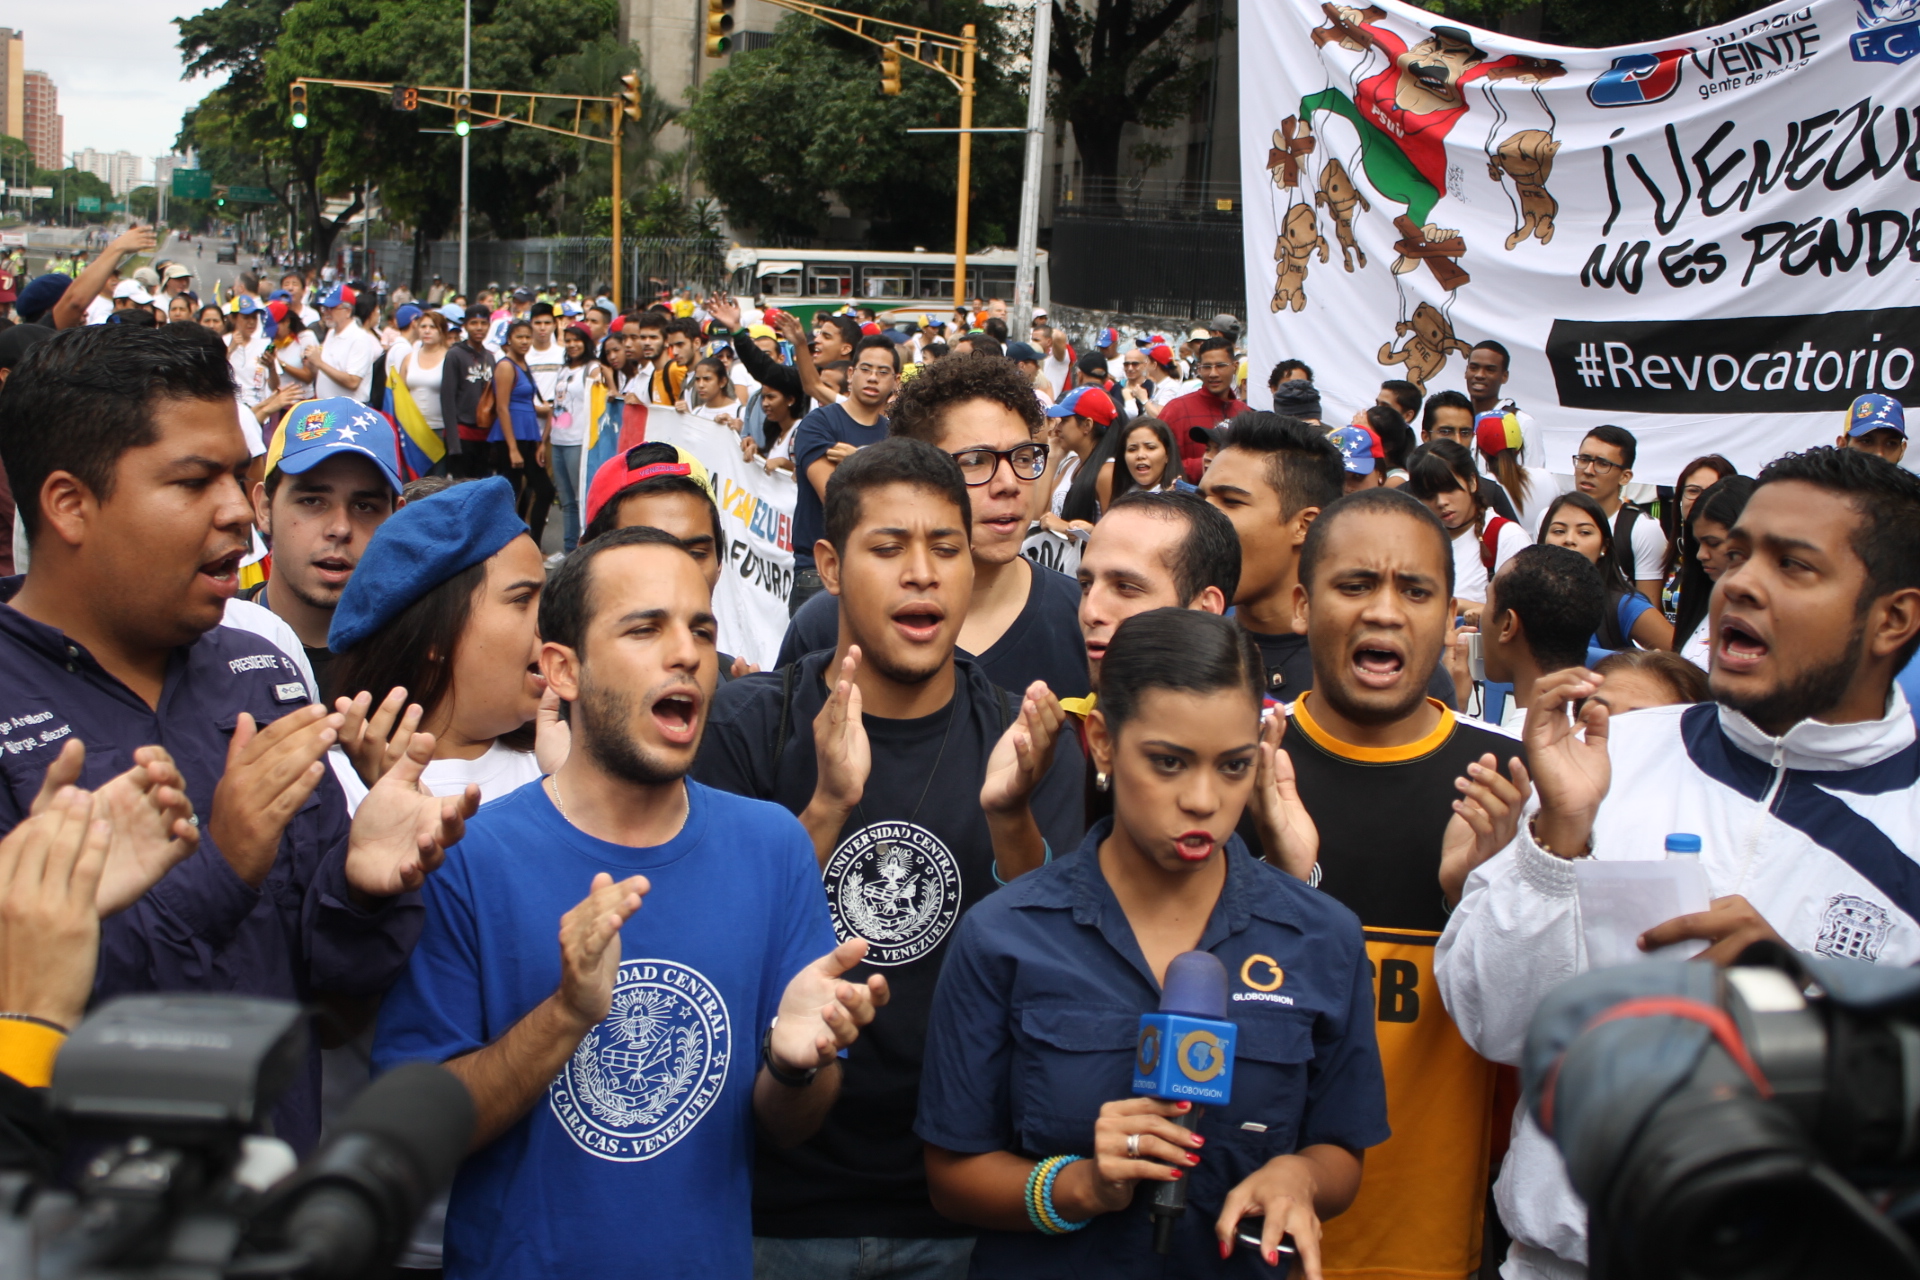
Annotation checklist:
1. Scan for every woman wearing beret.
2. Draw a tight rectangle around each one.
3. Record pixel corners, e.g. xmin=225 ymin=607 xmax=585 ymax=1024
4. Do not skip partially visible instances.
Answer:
xmin=327 ymin=475 xmax=559 ymax=807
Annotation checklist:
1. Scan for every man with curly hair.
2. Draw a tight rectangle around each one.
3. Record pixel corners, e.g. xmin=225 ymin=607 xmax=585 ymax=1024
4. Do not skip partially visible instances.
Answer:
xmin=777 ymin=353 xmax=1089 ymax=701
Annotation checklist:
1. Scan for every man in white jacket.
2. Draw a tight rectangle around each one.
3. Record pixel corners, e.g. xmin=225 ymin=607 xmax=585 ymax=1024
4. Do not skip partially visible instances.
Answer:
xmin=1435 ymin=446 xmax=1920 ymax=1280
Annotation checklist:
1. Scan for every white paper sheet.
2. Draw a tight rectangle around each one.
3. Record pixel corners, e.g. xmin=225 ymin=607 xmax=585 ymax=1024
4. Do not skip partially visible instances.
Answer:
xmin=1575 ymin=859 xmax=1712 ymax=970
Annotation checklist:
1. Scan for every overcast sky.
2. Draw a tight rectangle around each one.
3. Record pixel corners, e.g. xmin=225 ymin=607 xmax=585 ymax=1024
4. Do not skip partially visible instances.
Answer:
xmin=17 ymin=2 xmax=225 ymax=169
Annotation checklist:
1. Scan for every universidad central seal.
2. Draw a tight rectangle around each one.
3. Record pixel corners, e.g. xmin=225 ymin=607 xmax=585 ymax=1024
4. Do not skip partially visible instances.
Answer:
xmin=549 ymin=958 xmax=732 ymax=1162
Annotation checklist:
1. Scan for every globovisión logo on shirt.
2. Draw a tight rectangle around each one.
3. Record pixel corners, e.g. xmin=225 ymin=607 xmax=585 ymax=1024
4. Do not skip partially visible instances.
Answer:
xmin=549 ymin=958 xmax=732 ymax=1162
xmin=825 ymin=821 xmax=962 ymax=967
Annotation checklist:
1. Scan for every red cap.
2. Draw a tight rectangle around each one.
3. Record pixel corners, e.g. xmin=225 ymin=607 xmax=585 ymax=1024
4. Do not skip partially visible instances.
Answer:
xmin=584 ymin=445 xmax=715 ymax=528
xmin=1073 ymin=386 xmax=1117 ymax=426
xmin=1148 ymin=343 xmax=1175 ymax=366
xmin=860 ymin=321 xmax=882 ymax=336
xmin=266 ymin=300 xmax=290 ymax=324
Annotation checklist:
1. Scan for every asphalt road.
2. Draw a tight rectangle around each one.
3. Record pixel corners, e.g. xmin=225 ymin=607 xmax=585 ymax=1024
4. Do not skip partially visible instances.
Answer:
xmin=155 ymin=231 xmax=256 ymax=300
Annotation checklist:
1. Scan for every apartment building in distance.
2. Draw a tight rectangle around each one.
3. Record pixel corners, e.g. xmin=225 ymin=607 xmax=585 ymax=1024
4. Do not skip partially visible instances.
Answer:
xmin=23 ymin=70 xmax=60 ymax=171
xmin=72 ymin=148 xmax=145 ymax=196
xmin=0 ymin=29 xmax=22 ymax=145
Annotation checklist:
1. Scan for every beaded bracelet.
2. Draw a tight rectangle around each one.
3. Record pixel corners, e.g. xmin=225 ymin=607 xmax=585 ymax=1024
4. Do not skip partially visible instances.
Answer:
xmin=1024 ymin=1155 xmax=1089 ymax=1235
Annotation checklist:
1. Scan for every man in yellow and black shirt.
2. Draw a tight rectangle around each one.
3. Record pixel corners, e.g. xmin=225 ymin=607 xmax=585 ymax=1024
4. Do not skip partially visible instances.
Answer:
xmin=1282 ymin=487 xmax=1524 ymax=1280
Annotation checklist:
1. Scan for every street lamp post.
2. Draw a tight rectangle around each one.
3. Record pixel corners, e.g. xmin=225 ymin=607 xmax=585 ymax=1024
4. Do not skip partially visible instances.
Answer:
xmin=460 ymin=0 xmax=471 ymax=299
xmin=1011 ymin=0 xmax=1051 ymax=336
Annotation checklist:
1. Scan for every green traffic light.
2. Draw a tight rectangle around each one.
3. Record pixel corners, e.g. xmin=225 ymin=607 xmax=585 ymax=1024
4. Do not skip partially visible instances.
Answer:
xmin=454 ymin=119 xmax=470 ymax=137
xmin=291 ymin=111 xmax=308 ymax=128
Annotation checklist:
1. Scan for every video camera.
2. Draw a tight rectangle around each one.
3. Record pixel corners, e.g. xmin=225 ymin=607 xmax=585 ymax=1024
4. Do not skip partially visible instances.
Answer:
xmin=1523 ymin=944 xmax=1920 ymax=1280
xmin=0 ymin=993 xmax=471 ymax=1279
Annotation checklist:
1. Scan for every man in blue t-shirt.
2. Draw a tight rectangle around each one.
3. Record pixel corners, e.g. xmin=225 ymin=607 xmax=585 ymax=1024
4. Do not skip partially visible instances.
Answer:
xmin=789 ymin=334 xmax=900 ymax=617
xmin=373 ymin=527 xmax=889 ymax=1280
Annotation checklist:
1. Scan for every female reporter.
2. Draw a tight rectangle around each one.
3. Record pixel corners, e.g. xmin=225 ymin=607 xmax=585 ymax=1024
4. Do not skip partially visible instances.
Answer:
xmin=917 ymin=609 xmax=1384 ymax=1278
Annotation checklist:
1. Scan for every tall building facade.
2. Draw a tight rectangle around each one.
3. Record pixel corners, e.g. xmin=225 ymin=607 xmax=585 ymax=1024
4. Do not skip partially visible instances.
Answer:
xmin=23 ymin=70 xmax=60 ymax=171
xmin=0 ymin=29 xmax=23 ymax=143
xmin=72 ymin=148 xmax=145 ymax=195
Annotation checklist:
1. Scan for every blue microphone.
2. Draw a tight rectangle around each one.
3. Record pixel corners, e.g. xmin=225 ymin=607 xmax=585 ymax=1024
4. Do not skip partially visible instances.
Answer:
xmin=1132 ymin=951 xmax=1237 ymax=1253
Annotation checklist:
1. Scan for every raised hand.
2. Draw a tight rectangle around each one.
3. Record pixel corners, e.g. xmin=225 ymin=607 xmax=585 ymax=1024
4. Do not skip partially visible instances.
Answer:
xmin=344 ymin=732 xmax=480 ymax=898
xmin=555 ymin=870 xmax=649 ymax=1032
xmin=1523 ymin=668 xmax=1610 ymax=858
xmin=767 ymin=938 xmax=889 ymax=1075
xmin=1251 ymin=711 xmax=1318 ymax=881
xmin=86 ymin=746 xmax=199 ymax=915
xmin=1439 ymin=753 xmax=1532 ymax=905
xmin=0 ymin=786 xmax=112 ymax=1030
xmin=335 ymin=687 xmax=424 ymax=788
xmin=705 ymin=293 xmax=741 ymax=330
xmin=980 ymin=682 xmax=1065 ymax=815
xmin=812 ymin=648 xmax=869 ymax=813
xmin=210 ymin=705 xmax=343 ymax=887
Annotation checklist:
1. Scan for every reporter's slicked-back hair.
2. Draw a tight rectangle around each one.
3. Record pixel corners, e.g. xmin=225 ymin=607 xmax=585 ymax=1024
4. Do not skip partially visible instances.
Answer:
xmin=1299 ymin=486 xmax=1455 ymax=597
xmin=1757 ymin=446 xmax=1920 ymax=666
xmin=822 ymin=436 xmax=971 ymax=556
xmin=1221 ymin=410 xmax=1343 ymax=520
xmin=0 ymin=322 xmax=235 ymax=538
xmin=1492 ymin=545 xmax=1606 ymax=672
xmin=1107 ymin=489 xmax=1241 ymax=605
xmin=1098 ymin=607 xmax=1263 ymax=733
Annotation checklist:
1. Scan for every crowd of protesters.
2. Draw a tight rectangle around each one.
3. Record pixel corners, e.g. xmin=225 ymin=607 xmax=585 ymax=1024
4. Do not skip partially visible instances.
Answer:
xmin=0 ymin=221 xmax=1913 ymax=1280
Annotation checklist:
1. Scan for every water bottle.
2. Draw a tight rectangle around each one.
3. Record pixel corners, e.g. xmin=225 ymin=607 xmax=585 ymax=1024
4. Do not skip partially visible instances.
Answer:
xmin=1665 ymin=833 xmax=1702 ymax=859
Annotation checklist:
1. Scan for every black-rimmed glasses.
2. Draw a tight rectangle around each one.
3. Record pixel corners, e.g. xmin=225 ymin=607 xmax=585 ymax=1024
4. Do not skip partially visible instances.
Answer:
xmin=949 ymin=443 xmax=1049 ymax=486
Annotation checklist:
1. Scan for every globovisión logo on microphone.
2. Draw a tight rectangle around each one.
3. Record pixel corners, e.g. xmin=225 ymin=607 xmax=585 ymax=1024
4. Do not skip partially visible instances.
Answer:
xmin=550 ymin=958 xmax=733 ymax=1162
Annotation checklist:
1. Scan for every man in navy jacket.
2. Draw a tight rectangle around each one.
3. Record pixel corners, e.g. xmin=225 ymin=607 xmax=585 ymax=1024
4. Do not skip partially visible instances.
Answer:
xmin=0 ymin=323 xmax=476 ymax=1151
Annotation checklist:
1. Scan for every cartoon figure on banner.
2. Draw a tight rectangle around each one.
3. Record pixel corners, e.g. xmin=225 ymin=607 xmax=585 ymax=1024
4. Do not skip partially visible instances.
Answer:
xmin=1487 ymin=128 xmax=1560 ymax=248
xmin=1277 ymin=4 xmax=1565 ymax=288
xmin=1315 ymin=157 xmax=1371 ymax=271
xmin=1272 ymin=204 xmax=1330 ymax=313
xmin=1377 ymin=302 xmax=1470 ymax=392
xmin=1265 ymin=3 xmax=1564 ymax=384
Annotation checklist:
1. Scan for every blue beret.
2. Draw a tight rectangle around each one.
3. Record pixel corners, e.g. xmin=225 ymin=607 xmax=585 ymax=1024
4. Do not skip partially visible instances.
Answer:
xmin=327 ymin=476 xmax=529 ymax=652
xmin=15 ymin=273 xmax=70 ymax=322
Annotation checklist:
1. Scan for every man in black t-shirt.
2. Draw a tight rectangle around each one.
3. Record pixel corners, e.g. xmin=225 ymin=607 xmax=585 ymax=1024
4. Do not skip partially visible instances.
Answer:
xmin=788 ymin=335 xmax=901 ymax=617
xmin=1202 ymin=411 xmax=1456 ymax=706
xmin=245 ymin=397 xmax=404 ymax=703
xmin=1277 ymin=487 xmax=1522 ymax=1280
xmin=694 ymin=439 xmax=1082 ymax=1279
xmin=778 ymin=356 xmax=1089 ymax=700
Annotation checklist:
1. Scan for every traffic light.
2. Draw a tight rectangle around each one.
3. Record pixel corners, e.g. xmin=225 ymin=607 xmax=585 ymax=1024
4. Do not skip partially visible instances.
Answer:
xmin=619 ymin=73 xmax=643 ymax=121
xmin=704 ymin=0 xmax=734 ymax=56
xmin=391 ymin=84 xmax=418 ymax=112
xmin=880 ymin=42 xmax=902 ymax=95
xmin=289 ymin=82 xmax=308 ymax=129
xmin=454 ymin=92 xmax=471 ymax=137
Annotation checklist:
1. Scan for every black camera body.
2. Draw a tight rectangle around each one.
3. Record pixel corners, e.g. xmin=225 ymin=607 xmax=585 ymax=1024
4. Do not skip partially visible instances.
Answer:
xmin=6 ymin=994 xmax=471 ymax=1280
xmin=1524 ymin=944 xmax=1920 ymax=1280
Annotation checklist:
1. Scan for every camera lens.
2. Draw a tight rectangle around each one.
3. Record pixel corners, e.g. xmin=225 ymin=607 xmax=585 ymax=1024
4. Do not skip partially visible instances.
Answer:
xmin=1675 ymin=1180 xmax=1806 ymax=1280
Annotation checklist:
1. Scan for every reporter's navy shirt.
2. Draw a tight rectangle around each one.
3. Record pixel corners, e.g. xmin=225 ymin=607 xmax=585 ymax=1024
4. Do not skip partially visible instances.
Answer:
xmin=915 ymin=823 xmax=1388 ymax=1278
xmin=0 ymin=578 xmax=421 ymax=1153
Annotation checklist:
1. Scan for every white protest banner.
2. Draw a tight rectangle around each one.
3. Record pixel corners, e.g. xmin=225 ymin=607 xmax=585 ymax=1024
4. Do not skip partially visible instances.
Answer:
xmin=1021 ymin=527 xmax=1083 ymax=579
xmin=1242 ymin=0 xmax=1920 ymax=482
xmin=642 ymin=411 xmax=797 ymax=669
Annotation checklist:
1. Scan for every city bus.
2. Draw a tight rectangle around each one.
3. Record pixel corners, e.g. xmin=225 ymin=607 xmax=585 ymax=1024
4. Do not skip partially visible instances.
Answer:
xmin=722 ymin=246 xmax=1049 ymax=324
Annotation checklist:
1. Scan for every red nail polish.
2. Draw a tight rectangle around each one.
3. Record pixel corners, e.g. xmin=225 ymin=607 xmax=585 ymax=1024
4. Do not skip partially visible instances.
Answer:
xmin=1219 ymin=1240 xmax=1232 ymax=1260
xmin=1187 ymin=1152 xmax=1200 ymax=1164
xmin=1265 ymin=1249 xmax=1279 ymax=1266
xmin=1170 ymin=1169 xmax=1183 ymax=1179
xmin=1191 ymin=1135 xmax=1206 ymax=1148
xmin=1177 ymin=1100 xmax=1192 ymax=1112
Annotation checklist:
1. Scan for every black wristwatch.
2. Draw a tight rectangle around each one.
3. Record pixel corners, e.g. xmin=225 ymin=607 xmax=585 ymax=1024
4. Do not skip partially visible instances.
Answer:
xmin=762 ymin=1020 xmax=821 ymax=1088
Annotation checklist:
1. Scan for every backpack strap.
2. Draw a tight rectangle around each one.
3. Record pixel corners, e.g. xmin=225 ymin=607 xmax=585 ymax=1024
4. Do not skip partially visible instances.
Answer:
xmin=995 ymin=685 xmax=1016 ymax=734
xmin=1613 ymin=505 xmax=1642 ymax=582
xmin=1479 ymin=515 xmax=1512 ymax=572
xmin=768 ymin=662 xmax=800 ymax=798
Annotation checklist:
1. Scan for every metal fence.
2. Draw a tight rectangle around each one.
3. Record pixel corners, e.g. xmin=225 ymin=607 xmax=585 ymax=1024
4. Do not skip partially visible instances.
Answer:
xmin=366 ymin=236 xmax=730 ymax=299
